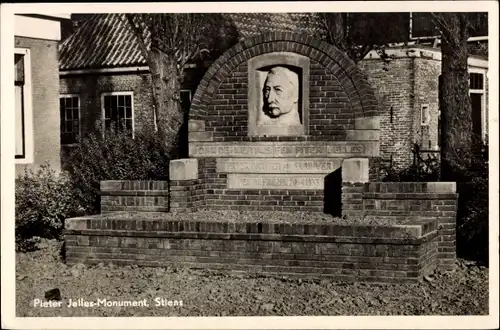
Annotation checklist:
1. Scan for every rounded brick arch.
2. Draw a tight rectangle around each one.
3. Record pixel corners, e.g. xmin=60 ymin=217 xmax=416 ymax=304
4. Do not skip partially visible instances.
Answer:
xmin=190 ymin=32 xmax=378 ymax=121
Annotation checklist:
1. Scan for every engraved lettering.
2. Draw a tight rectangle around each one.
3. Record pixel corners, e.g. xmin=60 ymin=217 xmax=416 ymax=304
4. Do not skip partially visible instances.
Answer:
xmin=193 ymin=142 xmax=372 ymax=157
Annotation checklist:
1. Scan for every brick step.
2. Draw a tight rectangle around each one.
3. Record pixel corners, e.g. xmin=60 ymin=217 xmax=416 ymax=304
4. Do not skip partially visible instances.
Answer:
xmin=64 ymin=257 xmax=425 ymax=284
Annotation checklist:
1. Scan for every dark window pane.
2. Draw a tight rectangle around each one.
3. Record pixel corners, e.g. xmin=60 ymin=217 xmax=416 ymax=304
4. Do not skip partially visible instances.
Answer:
xmin=111 ymin=105 xmax=117 ymax=121
xmin=470 ymin=73 xmax=484 ymax=90
xmin=104 ymin=95 xmax=111 ymax=109
xmin=471 ymin=93 xmax=483 ymax=137
xmin=118 ymin=105 xmax=125 ymax=119
xmin=66 ymin=108 xmax=72 ymax=120
xmin=14 ymin=54 xmax=25 ymax=84
xmin=102 ymin=95 xmax=133 ymax=135
xmin=111 ymin=96 xmax=117 ymax=111
xmin=65 ymin=97 xmax=72 ymax=108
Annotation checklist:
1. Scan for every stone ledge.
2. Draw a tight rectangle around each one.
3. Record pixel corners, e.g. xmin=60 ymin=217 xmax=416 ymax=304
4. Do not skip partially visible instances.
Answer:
xmin=101 ymin=190 xmax=169 ymax=196
xmin=188 ymin=131 xmax=213 ymax=142
xmin=169 ymin=159 xmax=198 ymax=181
xmin=342 ymin=158 xmax=369 ymax=183
xmin=363 ymin=192 xmax=458 ymax=200
xmin=364 ymin=182 xmax=457 ymax=194
xmin=100 ymin=181 xmax=168 ymax=191
xmin=64 ymin=214 xmax=436 ymax=241
xmin=188 ymin=120 xmax=205 ymax=132
xmin=101 ymin=207 xmax=169 ymax=213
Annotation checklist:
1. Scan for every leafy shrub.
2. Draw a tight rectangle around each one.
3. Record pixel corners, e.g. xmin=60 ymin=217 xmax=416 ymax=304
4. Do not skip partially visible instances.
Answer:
xmin=65 ymin=123 xmax=174 ymax=214
xmin=15 ymin=165 xmax=84 ymax=251
xmin=456 ymin=139 xmax=488 ymax=265
xmin=376 ymin=140 xmax=489 ymax=265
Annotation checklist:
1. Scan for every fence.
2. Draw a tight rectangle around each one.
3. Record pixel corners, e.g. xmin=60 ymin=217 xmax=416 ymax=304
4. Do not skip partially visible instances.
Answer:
xmin=412 ymin=144 xmax=440 ymax=177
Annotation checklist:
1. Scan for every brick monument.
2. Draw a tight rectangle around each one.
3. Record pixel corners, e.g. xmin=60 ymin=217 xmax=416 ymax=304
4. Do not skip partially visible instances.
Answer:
xmin=65 ymin=32 xmax=458 ymax=282
xmin=181 ymin=32 xmax=380 ymax=213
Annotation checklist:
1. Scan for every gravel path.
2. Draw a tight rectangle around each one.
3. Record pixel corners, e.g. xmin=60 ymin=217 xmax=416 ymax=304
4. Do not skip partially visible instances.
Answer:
xmin=16 ymin=239 xmax=488 ymax=317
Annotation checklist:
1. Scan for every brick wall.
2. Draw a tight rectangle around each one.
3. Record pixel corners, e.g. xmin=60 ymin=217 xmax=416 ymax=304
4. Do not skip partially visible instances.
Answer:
xmin=358 ymin=58 xmax=414 ymax=167
xmin=15 ymin=36 xmax=61 ymax=175
xmin=60 ymin=72 xmax=156 ymax=136
xmin=65 ymin=213 xmax=438 ymax=283
xmin=100 ymin=181 xmax=169 ymax=213
xmin=63 ymin=177 xmax=459 ymax=281
xmin=188 ymin=33 xmax=379 ymax=211
xmin=342 ymin=182 xmax=458 ymax=270
xmin=59 ymin=69 xmax=204 ymax=167
xmin=191 ymin=33 xmax=377 ymax=130
xmin=360 ymin=53 xmax=490 ymax=167
xmin=414 ymin=58 xmax=440 ymax=150
xmin=204 ymin=60 xmax=355 ymax=142
xmin=60 ymin=68 xmax=203 ymax=137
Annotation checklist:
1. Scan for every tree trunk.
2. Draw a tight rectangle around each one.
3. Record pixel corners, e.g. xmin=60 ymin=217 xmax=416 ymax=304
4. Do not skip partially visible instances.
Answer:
xmin=148 ymin=49 xmax=183 ymax=156
xmin=439 ymin=13 xmax=472 ymax=180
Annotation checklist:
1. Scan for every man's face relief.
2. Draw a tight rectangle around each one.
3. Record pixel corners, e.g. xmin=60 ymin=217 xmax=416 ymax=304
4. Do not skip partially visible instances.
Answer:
xmin=263 ymin=69 xmax=298 ymax=118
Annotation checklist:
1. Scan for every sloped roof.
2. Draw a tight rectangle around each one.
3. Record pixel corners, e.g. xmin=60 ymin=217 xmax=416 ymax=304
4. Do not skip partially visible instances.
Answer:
xmin=59 ymin=14 xmax=146 ymax=70
xmin=59 ymin=13 xmax=326 ymax=71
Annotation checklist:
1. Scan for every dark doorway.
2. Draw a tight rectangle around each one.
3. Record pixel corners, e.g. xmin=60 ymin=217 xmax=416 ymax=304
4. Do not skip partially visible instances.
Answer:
xmin=323 ymin=167 xmax=342 ymax=217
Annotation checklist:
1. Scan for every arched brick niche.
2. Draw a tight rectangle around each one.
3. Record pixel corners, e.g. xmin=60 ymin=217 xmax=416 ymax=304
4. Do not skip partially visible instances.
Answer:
xmin=189 ymin=32 xmax=379 ymax=144
xmin=187 ymin=32 xmax=380 ymax=213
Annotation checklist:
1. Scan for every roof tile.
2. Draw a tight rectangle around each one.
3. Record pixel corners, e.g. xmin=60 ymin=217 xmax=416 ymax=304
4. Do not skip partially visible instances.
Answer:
xmin=59 ymin=13 xmax=327 ymax=71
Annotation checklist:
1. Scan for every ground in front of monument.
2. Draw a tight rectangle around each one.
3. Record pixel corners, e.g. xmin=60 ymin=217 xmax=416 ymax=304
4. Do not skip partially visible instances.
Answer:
xmin=16 ymin=238 xmax=487 ymax=317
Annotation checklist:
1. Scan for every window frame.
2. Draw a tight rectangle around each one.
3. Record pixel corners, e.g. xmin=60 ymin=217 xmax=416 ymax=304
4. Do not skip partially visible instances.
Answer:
xmin=100 ymin=91 xmax=135 ymax=138
xmin=420 ymin=104 xmax=430 ymax=126
xmin=468 ymin=68 xmax=487 ymax=141
xmin=60 ymin=94 xmax=81 ymax=146
xmin=14 ymin=47 xmax=33 ymax=164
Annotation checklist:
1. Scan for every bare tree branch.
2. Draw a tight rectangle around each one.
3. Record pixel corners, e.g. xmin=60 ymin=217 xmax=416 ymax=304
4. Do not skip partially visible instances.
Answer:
xmin=124 ymin=14 xmax=150 ymax=65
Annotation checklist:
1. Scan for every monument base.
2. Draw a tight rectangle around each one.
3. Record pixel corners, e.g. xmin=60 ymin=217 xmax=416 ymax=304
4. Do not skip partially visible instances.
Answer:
xmin=65 ymin=211 xmax=438 ymax=284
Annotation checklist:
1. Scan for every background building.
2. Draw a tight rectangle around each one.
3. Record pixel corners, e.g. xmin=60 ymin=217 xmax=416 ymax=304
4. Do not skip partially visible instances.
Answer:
xmin=59 ymin=13 xmax=489 ymax=169
xmin=15 ymin=13 xmax=70 ymax=175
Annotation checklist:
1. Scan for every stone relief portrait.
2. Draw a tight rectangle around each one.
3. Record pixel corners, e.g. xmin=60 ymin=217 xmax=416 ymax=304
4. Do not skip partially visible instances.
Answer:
xmin=258 ymin=66 xmax=302 ymax=127
xmin=247 ymin=52 xmax=309 ymax=136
